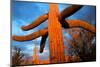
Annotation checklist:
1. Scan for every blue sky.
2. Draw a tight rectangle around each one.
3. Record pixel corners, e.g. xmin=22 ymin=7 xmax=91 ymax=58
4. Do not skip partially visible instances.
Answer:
xmin=11 ymin=1 xmax=96 ymax=60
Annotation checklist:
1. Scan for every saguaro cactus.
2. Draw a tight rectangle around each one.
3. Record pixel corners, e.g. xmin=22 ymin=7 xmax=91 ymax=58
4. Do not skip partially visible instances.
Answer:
xmin=33 ymin=43 xmax=38 ymax=64
xmin=48 ymin=3 xmax=65 ymax=63
xmin=12 ymin=4 xmax=96 ymax=64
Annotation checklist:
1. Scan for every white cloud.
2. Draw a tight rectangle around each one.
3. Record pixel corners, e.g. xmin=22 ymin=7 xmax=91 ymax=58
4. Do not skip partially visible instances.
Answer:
xmin=18 ymin=19 xmax=29 ymax=26
xmin=36 ymin=37 xmax=42 ymax=41
xmin=38 ymin=49 xmax=49 ymax=56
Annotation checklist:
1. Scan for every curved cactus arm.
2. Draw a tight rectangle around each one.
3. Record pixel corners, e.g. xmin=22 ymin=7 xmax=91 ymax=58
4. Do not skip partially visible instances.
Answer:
xmin=21 ymin=13 xmax=48 ymax=31
xmin=12 ymin=27 xmax=48 ymax=41
xmin=65 ymin=20 xmax=96 ymax=33
xmin=59 ymin=5 xmax=83 ymax=20
xmin=21 ymin=5 xmax=83 ymax=31
xmin=40 ymin=33 xmax=48 ymax=53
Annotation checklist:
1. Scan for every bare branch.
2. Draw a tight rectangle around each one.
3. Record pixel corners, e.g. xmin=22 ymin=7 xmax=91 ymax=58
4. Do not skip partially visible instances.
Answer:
xmin=40 ymin=33 xmax=48 ymax=53
xmin=66 ymin=20 xmax=96 ymax=33
xmin=12 ymin=28 xmax=48 ymax=41
xmin=21 ymin=13 xmax=48 ymax=31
